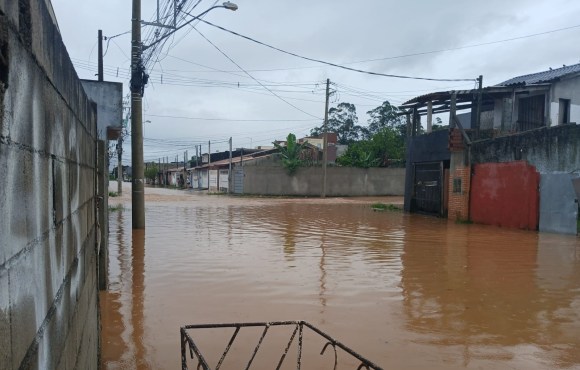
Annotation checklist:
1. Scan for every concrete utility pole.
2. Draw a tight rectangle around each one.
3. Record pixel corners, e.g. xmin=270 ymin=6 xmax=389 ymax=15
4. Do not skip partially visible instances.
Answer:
xmin=129 ymin=0 xmax=237 ymax=227
xmin=475 ymin=75 xmax=483 ymax=139
xmin=98 ymin=30 xmax=104 ymax=82
xmin=131 ymin=0 xmax=145 ymax=228
xmin=228 ymin=137 xmax=232 ymax=194
xmin=117 ymin=131 xmax=123 ymax=194
xmin=322 ymin=78 xmax=330 ymax=198
xmin=208 ymin=140 xmax=211 ymax=167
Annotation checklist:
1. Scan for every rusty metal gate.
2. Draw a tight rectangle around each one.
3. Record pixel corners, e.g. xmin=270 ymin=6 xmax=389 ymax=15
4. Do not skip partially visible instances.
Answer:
xmin=411 ymin=162 xmax=443 ymax=216
xmin=180 ymin=321 xmax=383 ymax=370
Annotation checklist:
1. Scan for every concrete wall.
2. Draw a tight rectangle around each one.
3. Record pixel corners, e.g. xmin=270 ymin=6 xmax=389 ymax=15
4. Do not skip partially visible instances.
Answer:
xmin=239 ymin=165 xmax=405 ymax=196
xmin=471 ymin=124 xmax=580 ymax=173
xmin=549 ymin=75 xmax=580 ymax=126
xmin=0 ymin=1 xmax=99 ymax=369
xmin=80 ymin=80 xmax=123 ymax=140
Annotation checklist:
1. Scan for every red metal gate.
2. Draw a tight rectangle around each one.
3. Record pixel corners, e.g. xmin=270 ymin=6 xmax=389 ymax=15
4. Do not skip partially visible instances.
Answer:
xmin=470 ymin=161 xmax=540 ymax=230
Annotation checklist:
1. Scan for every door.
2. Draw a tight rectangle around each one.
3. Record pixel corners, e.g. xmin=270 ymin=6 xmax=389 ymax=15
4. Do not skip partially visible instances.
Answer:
xmin=412 ymin=162 xmax=442 ymax=215
xmin=517 ymin=94 xmax=545 ymax=131
xmin=233 ymin=167 xmax=244 ymax=194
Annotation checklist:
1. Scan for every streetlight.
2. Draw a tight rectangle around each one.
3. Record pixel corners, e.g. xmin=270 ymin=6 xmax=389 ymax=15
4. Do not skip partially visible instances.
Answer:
xmin=130 ymin=1 xmax=238 ymax=229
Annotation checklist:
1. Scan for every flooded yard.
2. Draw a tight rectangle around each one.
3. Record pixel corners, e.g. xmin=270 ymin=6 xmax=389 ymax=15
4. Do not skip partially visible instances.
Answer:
xmin=101 ymin=185 xmax=580 ymax=370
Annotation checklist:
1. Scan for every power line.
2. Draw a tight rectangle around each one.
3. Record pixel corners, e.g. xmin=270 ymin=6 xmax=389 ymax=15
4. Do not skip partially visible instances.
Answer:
xmin=345 ymin=23 xmax=580 ymax=65
xmin=191 ymin=26 xmax=323 ymax=120
xmin=197 ymin=19 xmax=475 ymax=82
xmin=184 ymin=22 xmax=580 ymax=74
xmin=144 ymin=113 xmax=319 ymax=122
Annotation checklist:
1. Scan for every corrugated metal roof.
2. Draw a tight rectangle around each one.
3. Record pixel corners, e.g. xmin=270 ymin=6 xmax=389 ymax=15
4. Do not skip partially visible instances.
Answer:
xmin=497 ymin=63 xmax=580 ymax=86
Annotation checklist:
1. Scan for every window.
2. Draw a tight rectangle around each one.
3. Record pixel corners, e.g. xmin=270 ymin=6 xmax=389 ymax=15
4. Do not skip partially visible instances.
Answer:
xmin=559 ymin=99 xmax=570 ymax=124
xmin=453 ymin=178 xmax=462 ymax=194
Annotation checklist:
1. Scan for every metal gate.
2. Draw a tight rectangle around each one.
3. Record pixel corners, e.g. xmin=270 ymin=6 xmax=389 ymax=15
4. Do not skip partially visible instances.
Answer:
xmin=517 ymin=94 xmax=545 ymax=131
xmin=411 ymin=162 xmax=442 ymax=215
xmin=539 ymin=173 xmax=579 ymax=235
xmin=233 ymin=167 xmax=244 ymax=194
xmin=180 ymin=321 xmax=383 ymax=370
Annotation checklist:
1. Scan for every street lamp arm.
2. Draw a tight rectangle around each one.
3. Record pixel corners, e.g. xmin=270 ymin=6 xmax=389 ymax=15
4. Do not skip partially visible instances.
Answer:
xmin=142 ymin=3 xmax=237 ymax=51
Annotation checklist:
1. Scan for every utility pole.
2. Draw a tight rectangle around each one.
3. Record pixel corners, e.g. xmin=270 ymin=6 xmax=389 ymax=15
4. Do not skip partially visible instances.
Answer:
xmin=475 ymin=75 xmax=483 ymax=139
xmin=130 ymin=0 xmax=145 ymax=228
xmin=228 ymin=137 xmax=232 ymax=194
xmin=322 ymin=78 xmax=330 ymax=198
xmin=116 ymin=136 xmax=123 ymax=194
xmin=98 ymin=30 xmax=104 ymax=82
xmin=208 ymin=141 xmax=211 ymax=167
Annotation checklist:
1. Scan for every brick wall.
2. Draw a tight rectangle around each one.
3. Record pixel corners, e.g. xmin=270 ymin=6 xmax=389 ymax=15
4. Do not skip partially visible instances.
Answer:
xmin=448 ymin=162 xmax=471 ymax=221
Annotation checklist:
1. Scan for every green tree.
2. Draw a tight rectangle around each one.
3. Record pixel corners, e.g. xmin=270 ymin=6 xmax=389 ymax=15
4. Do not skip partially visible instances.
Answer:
xmin=337 ymin=126 xmax=405 ymax=168
xmin=310 ymin=102 xmax=363 ymax=144
xmin=144 ymin=165 xmax=158 ymax=184
xmin=364 ymin=100 xmax=402 ymax=138
xmin=273 ymin=133 xmax=306 ymax=175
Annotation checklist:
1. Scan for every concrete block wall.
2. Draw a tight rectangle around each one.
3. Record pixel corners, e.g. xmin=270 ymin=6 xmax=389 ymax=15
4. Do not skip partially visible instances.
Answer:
xmin=0 ymin=0 xmax=99 ymax=369
xmin=471 ymin=124 xmax=580 ymax=173
xmin=240 ymin=165 xmax=405 ymax=196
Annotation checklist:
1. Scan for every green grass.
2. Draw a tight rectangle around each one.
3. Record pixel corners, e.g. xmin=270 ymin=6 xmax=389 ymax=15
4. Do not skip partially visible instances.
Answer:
xmin=108 ymin=204 xmax=124 ymax=212
xmin=108 ymin=191 xmax=119 ymax=197
xmin=455 ymin=218 xmax=473 ymax=225
xmin=371 ymin=203 xmax=401 ymax=211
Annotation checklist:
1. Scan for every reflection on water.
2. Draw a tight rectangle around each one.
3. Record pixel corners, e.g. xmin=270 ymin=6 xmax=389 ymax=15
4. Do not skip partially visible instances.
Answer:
xmin=101 ymin=187 xmax=580 ymax=370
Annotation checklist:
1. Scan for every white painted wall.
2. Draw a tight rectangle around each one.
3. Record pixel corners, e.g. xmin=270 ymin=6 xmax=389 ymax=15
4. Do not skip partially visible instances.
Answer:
xmin=209 ymin=170 xmax=218 ymax=189
xmin=219 ymin=169 xmax=229 ymax=191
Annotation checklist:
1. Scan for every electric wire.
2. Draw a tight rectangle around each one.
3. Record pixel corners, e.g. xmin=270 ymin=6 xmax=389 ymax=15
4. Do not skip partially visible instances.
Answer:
xmin=191 ymin=27 xmax=323 ymax=120
xmin=196 ymin=19 xmax=476 ymax=82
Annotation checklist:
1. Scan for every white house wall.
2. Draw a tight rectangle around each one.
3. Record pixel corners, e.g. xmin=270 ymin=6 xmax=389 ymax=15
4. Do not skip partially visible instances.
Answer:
xmin=209 ymin=170 xmax=218 ymax=191
xmin=550 ymin=75 xmax=580 ymax=125
xmin=219 ymin=169 xmax=229 ymax=191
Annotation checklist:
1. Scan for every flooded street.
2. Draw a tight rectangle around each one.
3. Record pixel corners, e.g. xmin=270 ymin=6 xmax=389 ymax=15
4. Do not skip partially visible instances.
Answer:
xmin=101 ymin=185 xmax=580 ymax=370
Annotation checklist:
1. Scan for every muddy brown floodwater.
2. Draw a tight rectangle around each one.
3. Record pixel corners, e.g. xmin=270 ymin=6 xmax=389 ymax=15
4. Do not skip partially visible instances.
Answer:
xmin=100 ymin=184 xmax=580 ymax=370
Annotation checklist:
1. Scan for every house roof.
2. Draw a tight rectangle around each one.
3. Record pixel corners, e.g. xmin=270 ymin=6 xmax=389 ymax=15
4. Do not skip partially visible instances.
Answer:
xmin=189 ymin=148 xmax=278 ymax=170
xmin=497 ymin=63 xmax=580 ymax=86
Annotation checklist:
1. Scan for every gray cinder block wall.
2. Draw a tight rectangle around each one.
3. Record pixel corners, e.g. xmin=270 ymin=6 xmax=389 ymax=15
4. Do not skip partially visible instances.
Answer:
xmin=240 ymin=163 xmax=405 ymax=196
xmin=0 ymin=0 xmax=99 ymax=369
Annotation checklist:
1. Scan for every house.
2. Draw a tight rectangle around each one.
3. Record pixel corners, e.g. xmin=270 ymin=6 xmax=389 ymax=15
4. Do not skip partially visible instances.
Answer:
xmin=299 ymin=132 xmax=338 ymax=163
xmin=401 ymin=63 xmax=580 ymax=234
xmin=189 ymin=148 xmax=278 ymax=192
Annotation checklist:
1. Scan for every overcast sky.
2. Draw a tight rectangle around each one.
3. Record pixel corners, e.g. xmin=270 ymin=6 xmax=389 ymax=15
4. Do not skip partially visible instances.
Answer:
xmin=52 ymin=0 xmax=580 ymax=166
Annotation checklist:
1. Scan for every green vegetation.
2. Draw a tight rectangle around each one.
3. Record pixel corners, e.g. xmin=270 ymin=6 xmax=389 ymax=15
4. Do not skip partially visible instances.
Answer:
xmin=108 ymin=191 xmax=118 ymax=197
xmin=371 ymin=203 xmax=401 ymax=211
xmin=338 ymin=126 xmax=405 ymax=168
xmin=309 ymin=100 xmax=406 ymax=168
xmin=108 ymin=204 xmax=124 ymax=212
xmin=274 ymin=133 xmax=307 ymax=175
xmin=144 ymin=166 xmax=159 ymax=184
xmin=455 ymin=218 xmax=473 ymax=225
xmin=310 ymin=102 xmax=362 ymax=144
